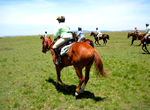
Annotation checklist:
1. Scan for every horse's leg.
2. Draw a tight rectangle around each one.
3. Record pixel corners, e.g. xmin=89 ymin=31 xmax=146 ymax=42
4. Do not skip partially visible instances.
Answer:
xmin=74 ymin=67 xmax=85 ymax=96
xmin=142 ymin=44 xmax=148 ymax=53
xmin=55 ymin=66 xmax=67 ymax=88
xmin=98 ymin=40 xmax=101 ymax=45
xmin=104 ymin=39 xmax=107 ymax=46
xmin=138 ymin=43 xmax=141 ymax=46
xmin=95 ymin=40 xmax=97 ymax=45
xmin=103 ymin=39 xmax=105 ymax=46
xmin=145 ymin=45 xmax=150 ymax=53
xmin=131 ymin=39 xmax=134 ymax=45
xmin=103 ymin=39 xmax=106 ymax=46
xmin=79 ymin=61 xmax=93 ymax=94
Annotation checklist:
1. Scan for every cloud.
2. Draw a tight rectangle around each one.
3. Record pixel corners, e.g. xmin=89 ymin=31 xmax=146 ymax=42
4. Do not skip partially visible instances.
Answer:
xmin=0 ymin=0 xmax=150 ymax=36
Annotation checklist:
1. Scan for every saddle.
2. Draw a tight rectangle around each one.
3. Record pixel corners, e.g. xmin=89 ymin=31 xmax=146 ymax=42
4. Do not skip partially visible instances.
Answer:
xmin=147 ymin=36 xmax=150 ymax=42
xmin=58 ymin=38 xmax=76 ymax=56
xmin=143 ymin=36 xmax=150 ymax=44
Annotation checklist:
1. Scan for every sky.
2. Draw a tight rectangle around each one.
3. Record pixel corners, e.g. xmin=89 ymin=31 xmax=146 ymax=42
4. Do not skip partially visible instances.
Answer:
xmin=0 ymin=0 xmax=150 ymax=37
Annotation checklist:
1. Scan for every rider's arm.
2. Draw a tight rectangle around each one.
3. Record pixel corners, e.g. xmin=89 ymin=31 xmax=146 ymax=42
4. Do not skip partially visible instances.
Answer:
xmin=53 ymin=26 xmax=60 ymax=40
xmin=76 ymin=31 xmax=81 ymax=37
xmin=145 ymin=27 xmax=150 ymax=34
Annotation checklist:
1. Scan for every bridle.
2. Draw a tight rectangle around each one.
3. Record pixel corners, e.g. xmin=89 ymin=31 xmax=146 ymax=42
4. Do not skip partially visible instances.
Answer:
xmin=48 ymin=41 xmax=54 ymax=49
xmin=43 ymin=38 xmax=54 ymax=50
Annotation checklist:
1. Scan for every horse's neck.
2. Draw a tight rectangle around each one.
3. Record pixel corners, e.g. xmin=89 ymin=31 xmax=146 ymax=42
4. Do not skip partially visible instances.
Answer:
xmin=50 ymin=48 xmax=55 ymax=56
xmin=131 ymin=33 xmax=135 ymax=37
xmin=93 ymin=33 xmax=97 ymax=37
xmin=48 ymin=41 xmax=55 ymax=54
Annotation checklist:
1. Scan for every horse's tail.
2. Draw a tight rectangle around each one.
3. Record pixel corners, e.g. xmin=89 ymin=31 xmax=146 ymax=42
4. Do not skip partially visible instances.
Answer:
xmin=92 ymin=50 xmax=108 ymax=77
xmin=107 ymin=35 xmax=109 ymax=40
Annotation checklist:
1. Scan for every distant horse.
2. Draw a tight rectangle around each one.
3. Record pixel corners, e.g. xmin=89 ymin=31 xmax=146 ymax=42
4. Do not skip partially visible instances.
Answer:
xmin=127 ymin=33 xmax=145 ymax=46
xmin=72 ymin=32 xmax=94 ymax=48
xmin=90 ymin=32 xmax=109 ymax=46
xmin=40 ymin=36 xmax=108 ymax=96
xmin=141 ymin=36 xmax=150 ymax=53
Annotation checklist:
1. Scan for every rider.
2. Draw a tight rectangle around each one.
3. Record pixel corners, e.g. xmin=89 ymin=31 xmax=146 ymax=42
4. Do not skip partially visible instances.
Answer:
xmin=144 ymin=24 xmax=150 ymax=43
xmin=134 ymin=27 xmax=140 ymax=35
xmin=77 ymin=27 xmax=85 ymax=42
xmin=52 ymin=15 xmax=72 ymax=64
xmin=44 ymin=31 xmax=48 ymax=38
xmin=96 ymin=28 xmax=102 ymax=40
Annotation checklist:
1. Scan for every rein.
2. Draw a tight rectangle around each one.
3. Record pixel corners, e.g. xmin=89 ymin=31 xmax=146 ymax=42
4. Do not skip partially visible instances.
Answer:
xmin=48 ymin=41 xmax=54 ymax=49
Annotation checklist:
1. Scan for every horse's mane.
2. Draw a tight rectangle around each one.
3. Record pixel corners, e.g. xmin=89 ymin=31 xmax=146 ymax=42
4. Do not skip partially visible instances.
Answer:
xmin=40 ymin=35 xmax=51 ymax=40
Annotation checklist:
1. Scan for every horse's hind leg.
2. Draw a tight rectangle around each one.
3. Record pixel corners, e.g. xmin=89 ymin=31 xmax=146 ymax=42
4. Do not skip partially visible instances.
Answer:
xmin=142 ymin=44 xmax=148 ymax=53
xmin=103 ymin=39 xmax=105 ymax=46
xmin=95 ymin=40 xmax=97 ymax=45
xmin=98 ymin=40 xmax=101 ymax=45
xmin=145 ymin=45 xmax=150 ymax=53
xmin=79 ymin=61 xmax=93 ymax=94
xmin=74 ymin=68 xmax=85 ymax=96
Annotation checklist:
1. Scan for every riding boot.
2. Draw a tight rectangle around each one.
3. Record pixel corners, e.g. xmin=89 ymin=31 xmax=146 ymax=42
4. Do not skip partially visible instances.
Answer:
xmin=146 ymin=37 xmax=148 ymax=43
xmin=143 ymin=38 xmax=147 ymax=45
xmin=53 ymin=48 xmax=62 ymax=64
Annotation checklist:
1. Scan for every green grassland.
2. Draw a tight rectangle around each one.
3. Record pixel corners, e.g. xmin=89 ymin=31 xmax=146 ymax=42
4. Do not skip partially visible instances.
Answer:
xmin=0 ymin=31 xmax=150 ymax=109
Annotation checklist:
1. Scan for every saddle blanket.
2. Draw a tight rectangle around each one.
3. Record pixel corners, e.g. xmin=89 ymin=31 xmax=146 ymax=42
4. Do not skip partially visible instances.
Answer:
xmin=60 ymin=44 xmax=72 ymax=56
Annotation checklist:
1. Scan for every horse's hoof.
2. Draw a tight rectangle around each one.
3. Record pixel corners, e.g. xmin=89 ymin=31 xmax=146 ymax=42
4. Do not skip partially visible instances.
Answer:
xmin=79 ymin=90 xmax=84 ymax=94
xmin=75 ymin=92 xmax=79 ymax=97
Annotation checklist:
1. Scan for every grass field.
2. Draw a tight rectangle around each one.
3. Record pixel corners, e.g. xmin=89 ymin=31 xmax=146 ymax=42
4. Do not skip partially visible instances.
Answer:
xmin=0 ymin=31 xmax=150 ymax=109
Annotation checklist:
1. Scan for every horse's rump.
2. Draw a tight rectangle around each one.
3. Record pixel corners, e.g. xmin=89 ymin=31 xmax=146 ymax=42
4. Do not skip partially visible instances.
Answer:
xmin=68 ymin=42 xmax=93 ymax=61
xmin=68 ymin=42 xmax=107 ymax=77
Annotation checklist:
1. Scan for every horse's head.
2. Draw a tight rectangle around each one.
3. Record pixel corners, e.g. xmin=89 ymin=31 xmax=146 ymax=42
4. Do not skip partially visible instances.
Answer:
xmin=40 ymin=36 xmax=53 ymax=53
xmin=128 ymin=33 xmax=135 ymax=38
xmin=72 ymin=32 xmax=77 ymax=38
xmin=90 ymin=32 xmax=95 ymax=36
xmin=127 ymin=33 xmax=131 ymax=38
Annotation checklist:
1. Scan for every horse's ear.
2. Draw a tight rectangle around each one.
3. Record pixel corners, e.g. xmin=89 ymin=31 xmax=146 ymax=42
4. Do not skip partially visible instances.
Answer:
xmin=40 ymin=35 xmax=45 ymax=40
xmin=48 ymin=36 xmax=51 ymax=39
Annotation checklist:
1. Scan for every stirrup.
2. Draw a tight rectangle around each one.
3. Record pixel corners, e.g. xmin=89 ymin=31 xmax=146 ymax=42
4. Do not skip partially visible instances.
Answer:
xmin=55 ymin=59 xmax=59 ymax=65
xmin=55 ymin=59 xmax=62 ymax=65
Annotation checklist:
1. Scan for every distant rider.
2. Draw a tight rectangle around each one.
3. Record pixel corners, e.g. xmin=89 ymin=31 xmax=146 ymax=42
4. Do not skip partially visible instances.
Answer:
xmin=96 ymin=28 xmax=102 ymax=40
xmin=134 ymin=27 xmax=140 ymax=35
xmin=144 ymin=24 xmax=150 ymax=43
xmin=52 ymin=16 xmax=72 ymax=64
xmin=77 ymin=27 xmax=85 ymax=42
xmin=44 ymin=31 xmax=48 ymax=38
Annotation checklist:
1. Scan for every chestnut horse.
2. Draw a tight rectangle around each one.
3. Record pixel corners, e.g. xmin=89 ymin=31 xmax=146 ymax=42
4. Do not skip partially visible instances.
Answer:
xmin=90 ymin=32 xmax=109 ymax=46
xmin=127 ymin=33 xmax=145 ymax=46
xmin=141 ymin=36 xmax=150 ymax=53
xmin=72 ymin=32 xmax=94 ymax=48
xmin=40 ymin=36 xmax=108 ymax=96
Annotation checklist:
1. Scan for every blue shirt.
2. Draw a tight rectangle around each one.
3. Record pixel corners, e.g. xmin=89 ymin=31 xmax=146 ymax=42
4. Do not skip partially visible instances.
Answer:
xmin=77 ymin=31 xmax=85 ymax=38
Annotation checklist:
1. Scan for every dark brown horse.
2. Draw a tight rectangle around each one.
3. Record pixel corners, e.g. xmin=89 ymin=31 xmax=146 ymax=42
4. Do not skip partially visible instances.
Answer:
xmin=72 ymin=32 xmax=94 ymax=48
xmin=141 ymin=36 xmax=150 ymax=53
xmin=40 ymin=36 xmax=108 ymax=96
xmin=90 ymin=32 xmax=109 ymax=46
xmin=127 ymin=33 xmax=145 ymax=46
